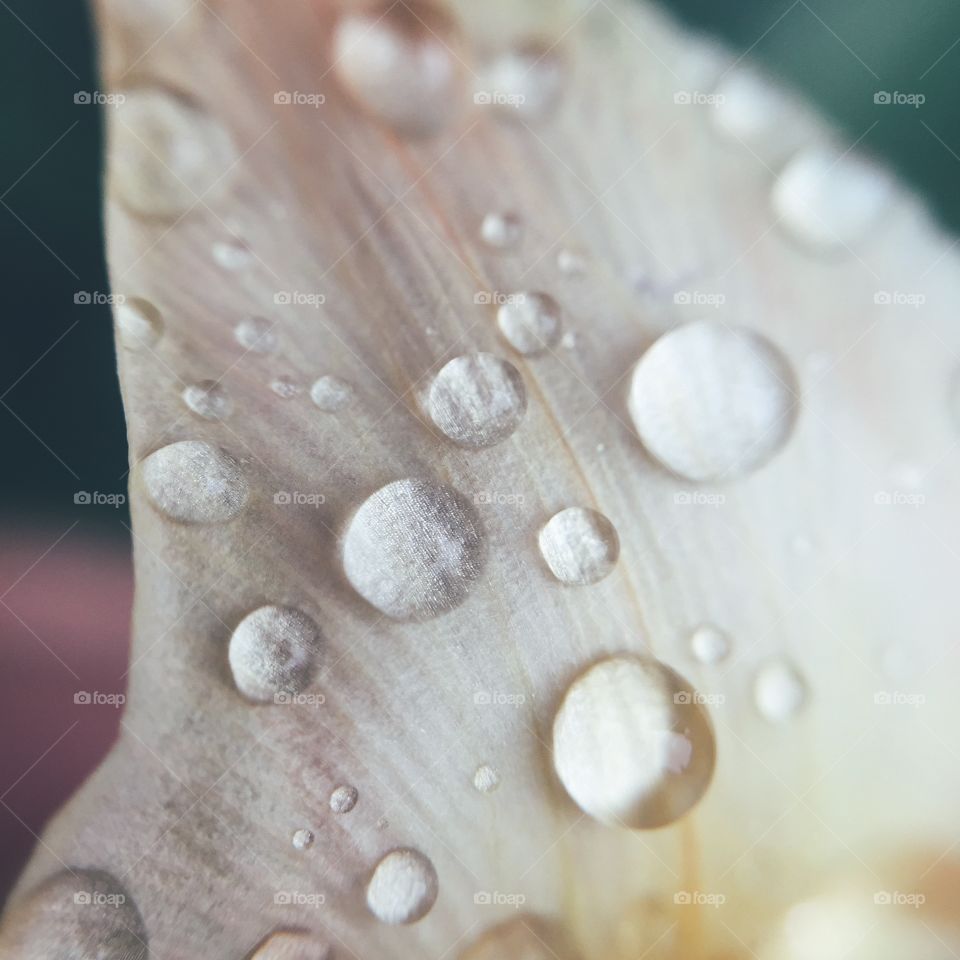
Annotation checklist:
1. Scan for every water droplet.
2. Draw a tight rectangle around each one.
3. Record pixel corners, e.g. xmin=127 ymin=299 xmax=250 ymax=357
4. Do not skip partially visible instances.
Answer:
xmin=115 ymin=297 xmax=163 ymax=349
xmin=690 ymin=624 xmax=730 ymax=664
xmin=4 ymin=869 xmax=147 ymax=960
xmin=561 ymin=331 xmax=578 ymax=350
xmin=366 ymin=848 xmax=438 ymax=925
xmin=141 ymin=440 xmax=248 ymax=524
xmin=252 ymin=930 xmax=330 ymax=960
xmin=772 ymin=147 xmax=894 ymax=250
xmin=329 ymin=784 xmax=358 ymax=813
xmin=271 ymin=376 xmax=301 ymax=400
xmin=213 ymin=238 xmax=253 ymax=270
xmin=342 ymin=478 xmax=485 ymax=620
xmin=292 ymin=828 xmax=315 ymax=851
xmin=754 ymin=659 xmax=807 ymax=722
xmin=310 ymin=375 xmax=354 ymax=413
xmin=496 ymin=292 xmax=562 ymax=355
xmin=427 ymin=353 xmax=526 ymax=448
xmin=557 ymin=248 xmax=586 ymax=275
xmin=113 ymin=87 xmax=238 ymax=217
xmin=552 ymin=656 xmax=716 ymax=828
xmin=182 ymin=380 xmax=233 ymax=420
xmin=235 ymin=316 xmax=278 ymax=354
xmin=711 ymin=67 xmax=797 ymax=153
xmin=539 ymin=507 xmax=620 ymax=585
xmin=628 ymin=320 xmax=799 ymax=482
xmin=477 ymin=44 xmax=563 ymax=120
xmin=481 ymin=211 xmax=522 ymax=249
xmin=228 ymin=606 xmax=322 ymax=703
xmin=473 ymin=764 xmax=500 ymax=794
xmin=376 ymin=816 xmax=389 ymax=830
xmin=332 ymin=1 xmax=463 ymax=137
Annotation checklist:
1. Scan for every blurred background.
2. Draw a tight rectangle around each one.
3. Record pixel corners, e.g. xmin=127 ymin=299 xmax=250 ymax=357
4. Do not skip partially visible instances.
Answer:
xmin=1 ymin=0 xmax=959 ymax=907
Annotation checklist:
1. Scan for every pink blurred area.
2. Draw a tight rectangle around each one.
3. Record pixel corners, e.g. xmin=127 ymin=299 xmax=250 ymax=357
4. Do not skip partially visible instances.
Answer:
xmin=0 ymin=525 xmax=132 ymax=907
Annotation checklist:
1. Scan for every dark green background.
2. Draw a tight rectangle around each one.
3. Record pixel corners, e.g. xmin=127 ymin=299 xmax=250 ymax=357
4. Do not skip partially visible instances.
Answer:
xmin=1 ymin=0 xmax=958 ymax=537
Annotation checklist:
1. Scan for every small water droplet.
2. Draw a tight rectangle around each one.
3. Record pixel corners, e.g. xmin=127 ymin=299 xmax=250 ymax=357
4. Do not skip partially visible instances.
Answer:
xmin=342 ymin=478 xmax=485 ymax=620
xmin=477 ymin=44 xmax=563 ymax=120
xmin=539 ymin=507 xmax=619 ymax=585
xmin=754 ymin=659 xmax=807 ymax=722
xmin=560 ymin=330 xmax=578 ymax=350
xmin=235 ymin=316 xmax=278 ymax=354
xmin=228 ymin=606 xmax=322 ymax=703
xmin=310 ymin=375 xmax=354 ymax=413
xmin=113 ymin=87 xmax=238 ymax=217
xmin=628 ymin=320 xmax=799 ymax=482
xmin=481 ymin=211 xmax=522 ymax=249
xmin=711 ymin=67 xmax=797 ymax=153
xmin=329 ymin=784 xmax=358 ymax=814
xmin=332 ymin=1 xmax=463 ymax=137
xmin=376 ymin=816 xmax=389 ymax=830
xmin=366 ymin=848 xmax=438 ymax=925
xmin=557 ymin=248 xmax=586 ymax=275
xmin=690 ymin=624 xmax=730 ymax=664
xmin=115 ymin=297 xmax=163 ymax=349
xmin=292 ymin=828 xmax=315 ymax=851
xmin=182 ymin=380 xmax=233 ymax=420
xmin=427 ymin=353 xmax=526 ymax=448
xmin=213 ymin=238 xmax=253 ymax=270
xmin=552 ymin=656 xmax=716 ymax=828
xmin=473 ymin=764 xmax=500 ymax=794
xmin=251 ymin=930 xmax=330 ymax=960
xmin=772 ymin=147 xmax=894 ymax=250
xmin=271 ymin=376 xmax=302 ymax=400
xmin=141 ymin=440 xmax=248 ymax=524
xmin=496 ymin=292 xmax=561 ymax=355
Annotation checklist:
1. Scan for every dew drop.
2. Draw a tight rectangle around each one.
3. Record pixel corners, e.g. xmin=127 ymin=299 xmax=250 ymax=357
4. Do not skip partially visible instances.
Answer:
xmin=690 ymin=624 xmax=730 ymax=664
xmin=228 ymin=606 xmax=322 ymax=703
xmin=557 ymin=248 xmax=586 ymax=276
xmin=292 ymin=828 xmax=315 ymax=851
xmin=539 ymin=507 xmax=619 ymax=585
xmin=332 ymin=1 xmax=463 ymax=137
xmin=212 ymin=238 xmax=253 ymax=270
xmin=772 ymin=147 xmax=894 ymax=250
xmin=480 ymin=211 xmax=522 ymax=249
xmin=376 ymin=816 xmax=389 ymax=830
xmin=477 ymin=44 xmax=563 ymax=120
xmin=366 ymin=848 xmax=438 ymax=925
xmin=182 ymin=380 xmax=233 ymax=421
xmin=754 ymin=659 xmax=807 ymax=722
xmin=329 ymin=784 xmax=358 ymax=814
xmin=141 ymin=440 xmax=248 ymax=524
xmin=251 ymin=930 xmax=331 ymax=960
xmin=427 ymin=353 xmax=526 ymax=448
xmin=310 ymin=375 xmax=354 ymax=413
xmin=113 ymin=87 xmax=238 ymax=217
xmin=3 ymin=869 xmax=148 ymax=960
xmin=271 ymin=376 xmax=302 ymax=400
xmin=115 ymin=297 xmax=163 ymax=349
xmin=552 ymin=656 xmax=716 ymax=828
xmin=342 ymin=478 xmax=485 ymax=620
xmin=628 ymin=320 xmax=799 ymax=482
xmin=473 ymin=763 xmax=500 ymax=794
xmin=711 ymin=67 xmax=797 ymax=153
xmin=235 ymin=316 xmax=278 ymax=354
xmin=496 ymin=292 xmax=561 ymax=355
xmin=561 ymin=331 xmax=578 ymax=350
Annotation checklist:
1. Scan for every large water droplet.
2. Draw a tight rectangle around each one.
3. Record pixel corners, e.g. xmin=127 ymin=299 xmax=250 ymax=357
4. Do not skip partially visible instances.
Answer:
xmin=427 ymin=353 xmax=526 ymax=448
xmin=366 ymin=848 xmax=438 ymax=924
xmin=342 ymin=478 xmax=485 ymax=620
xmin=473 ymin=763 xmax=500 ymax=794
xmin=480 ymin=211 xmax=522 ymax=249
xmin=235 ymin=316 xmax=278 ymax=354
xmin=113 ymin=88 xmax=238 ymax=217
xmin=3 ymin=869 xmax=148 ymax=960
xmin=115 ymin=297 xmax=163 ymax=349
xmin=690 ymin=624 xmax=730 ymax=664
xmin=310 ymin=376 xmax=354 ymax=412
xmin=228 ymin=606 xmax=322 ymax=703
xmin=552 ymin=656 xmax=716 ymax=829
xmin=754 ymin=659 xmax=807 ymax=722
xmin=329 ymin=784 xmax=358 ymax=813
xmin=332 ymin=1 xmax=463 ymax=137
xmin=539 ymin=507 xmax=619 ymax=585
xmin=772 ymin=147 xmax=894 ymax=250
xmin=496 ymin=292 xmax=562 ymax=355
xmin=141 ymin=440 xmax=248 ymax=524
xmin=291 ymin=828 xmax=315 ymax=851
xmin=476 ymin=44 xmax=563 ymax=120
xmin=182 ymin=380 xmax=233 ymax=421
xmin=251 ymin=930 xmax=330 ymax=960
xmin=628 ymin=320 xmax=798 ymax=482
